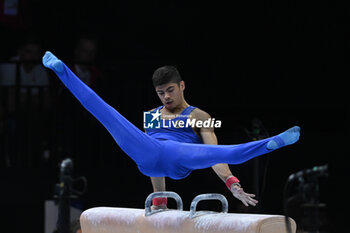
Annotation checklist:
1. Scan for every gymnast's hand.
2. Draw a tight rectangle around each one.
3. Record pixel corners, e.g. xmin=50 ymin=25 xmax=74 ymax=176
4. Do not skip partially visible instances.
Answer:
xmin=230 ymin=184 xmax=258 ymax=207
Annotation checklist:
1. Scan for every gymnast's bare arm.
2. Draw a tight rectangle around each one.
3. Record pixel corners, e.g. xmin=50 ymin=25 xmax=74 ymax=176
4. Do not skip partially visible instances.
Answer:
xmin=192 ymin=108 xmax=258 ymax=207
xmin=144 ymin=108 xmax=167 ymax=209
xmin=145 ymin=108 xmax=166 ymax=194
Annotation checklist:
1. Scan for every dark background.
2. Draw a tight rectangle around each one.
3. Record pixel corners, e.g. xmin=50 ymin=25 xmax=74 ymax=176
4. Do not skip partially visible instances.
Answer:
xmin=0 ymin=0 xmax=347 ymax=232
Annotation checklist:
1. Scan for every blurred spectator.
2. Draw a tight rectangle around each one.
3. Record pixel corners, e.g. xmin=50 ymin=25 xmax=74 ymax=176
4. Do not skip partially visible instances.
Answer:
xmin=53 ymin=34 xmax=103 ymax=167
xmin=0 ymin=34 xmax=50 ymax=111
xmin=71 ymin=34 xmax=100 ymax=87
xmin=0 ymin=34 xmax=51 ymax=167
xmin=0 ymin=34 xmax=48 ymax=85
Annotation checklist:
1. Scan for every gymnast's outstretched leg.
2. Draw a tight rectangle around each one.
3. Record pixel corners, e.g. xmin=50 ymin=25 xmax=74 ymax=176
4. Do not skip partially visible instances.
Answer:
xmin=42 ymin=51 xmax=164 ymax=175
xmin=160 ymin=126 xmax=300 ymax=179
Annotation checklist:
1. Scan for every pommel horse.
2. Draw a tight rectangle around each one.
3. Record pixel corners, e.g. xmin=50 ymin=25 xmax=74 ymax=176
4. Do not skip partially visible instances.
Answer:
xmin=80 ymin=192 xmax=296 ymax=233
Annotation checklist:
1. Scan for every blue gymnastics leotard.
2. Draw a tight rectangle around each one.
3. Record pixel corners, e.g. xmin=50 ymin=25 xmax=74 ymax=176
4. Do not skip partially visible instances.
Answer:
xmin=42 ymin=51 xmax=300 ymax=180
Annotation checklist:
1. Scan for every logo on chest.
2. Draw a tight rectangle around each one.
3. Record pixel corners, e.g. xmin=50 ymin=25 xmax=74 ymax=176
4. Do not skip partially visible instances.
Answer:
xmin=143 ymin=110 xmax=161 ymax=129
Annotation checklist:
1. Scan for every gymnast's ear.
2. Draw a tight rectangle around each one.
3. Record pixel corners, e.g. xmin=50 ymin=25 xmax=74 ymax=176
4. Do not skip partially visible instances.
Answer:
xmin=179 ymin=80 xmax=185 ymax=91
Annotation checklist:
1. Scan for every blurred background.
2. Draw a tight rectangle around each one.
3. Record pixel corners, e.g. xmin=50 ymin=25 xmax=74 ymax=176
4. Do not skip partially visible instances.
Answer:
xmin=0 ymin=0 xmax=347 ymax=232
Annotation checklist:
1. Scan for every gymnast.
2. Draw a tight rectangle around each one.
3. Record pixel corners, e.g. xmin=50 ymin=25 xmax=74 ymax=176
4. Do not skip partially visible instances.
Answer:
xmin=42 ymin=51 xmax=300 ymax=208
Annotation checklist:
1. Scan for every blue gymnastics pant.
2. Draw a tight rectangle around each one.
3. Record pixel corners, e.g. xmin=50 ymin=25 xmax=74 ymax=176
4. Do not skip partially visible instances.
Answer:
xmin=45 ymin=56 xmax=285 ymax=180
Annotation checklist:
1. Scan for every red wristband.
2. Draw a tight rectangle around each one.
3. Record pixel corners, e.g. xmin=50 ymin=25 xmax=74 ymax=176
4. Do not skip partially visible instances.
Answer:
xmin=225 ymin=176 xmax=240 ymax=189
xmin=152 ymin=197 xmax=168 ymax=206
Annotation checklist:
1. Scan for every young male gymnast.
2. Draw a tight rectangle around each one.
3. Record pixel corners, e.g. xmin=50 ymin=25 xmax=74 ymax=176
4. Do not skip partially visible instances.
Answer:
xmin=42 ymin=51 xmax=300 ymax=208
xmin=146 ymin=66 xmax=261 ymax=208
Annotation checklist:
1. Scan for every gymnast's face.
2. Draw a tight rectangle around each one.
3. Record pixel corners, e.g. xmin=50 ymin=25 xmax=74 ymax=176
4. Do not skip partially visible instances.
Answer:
xmin=155 ymin=81 xmax=185 ymax=110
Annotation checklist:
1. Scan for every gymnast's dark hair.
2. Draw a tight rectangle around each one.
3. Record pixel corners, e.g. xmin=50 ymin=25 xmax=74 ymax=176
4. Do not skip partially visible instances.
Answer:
xmin=152 ymin=65 xmax=182 ymax=87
